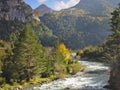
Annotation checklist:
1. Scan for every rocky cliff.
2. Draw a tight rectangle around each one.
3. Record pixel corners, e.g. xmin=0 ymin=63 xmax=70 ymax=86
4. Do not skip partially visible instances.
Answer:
xmin=0 ymin=0 xmax=33 ymax=22
xmin=0 ymin=0 xmax=35 ymax=40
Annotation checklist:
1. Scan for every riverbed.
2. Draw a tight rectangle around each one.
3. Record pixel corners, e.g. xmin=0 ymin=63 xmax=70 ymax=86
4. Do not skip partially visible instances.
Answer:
xmin=24 ymin=61 xmax=110 ymax=90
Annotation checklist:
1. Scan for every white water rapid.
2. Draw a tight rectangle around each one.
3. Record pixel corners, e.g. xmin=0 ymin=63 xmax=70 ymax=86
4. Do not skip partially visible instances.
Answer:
xmin=24 ymin=61 xmax=110 ymax=90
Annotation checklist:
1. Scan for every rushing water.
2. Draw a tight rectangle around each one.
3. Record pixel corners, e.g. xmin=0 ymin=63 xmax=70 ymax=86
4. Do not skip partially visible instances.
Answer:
xmin=24 ymin=61 xmax=110 ymax=90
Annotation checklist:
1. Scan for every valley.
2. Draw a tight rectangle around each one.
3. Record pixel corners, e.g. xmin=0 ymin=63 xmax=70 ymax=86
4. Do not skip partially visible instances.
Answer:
xmin=0 ymin=0 xmax=120 ymax=90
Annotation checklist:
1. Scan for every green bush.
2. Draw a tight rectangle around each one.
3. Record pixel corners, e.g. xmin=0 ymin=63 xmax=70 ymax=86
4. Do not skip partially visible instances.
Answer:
xmin=54 ymin=63 xmax=67 ymax=74
xmin=0 ymin=77 xmax=5 ymax=85
xmin=76 ymin=46 xmax=104 ymax=59
xmin=68 ymin=63 xmax=84 ymax=75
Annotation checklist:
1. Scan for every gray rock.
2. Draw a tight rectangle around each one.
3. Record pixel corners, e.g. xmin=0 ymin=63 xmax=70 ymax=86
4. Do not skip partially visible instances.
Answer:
xmin=0 ymin=0 xmax=33 ymax=22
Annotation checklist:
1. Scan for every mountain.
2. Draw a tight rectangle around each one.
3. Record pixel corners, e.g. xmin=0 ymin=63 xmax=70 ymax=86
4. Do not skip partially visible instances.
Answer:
xmin=74 ymin=0 xmax=113 ymax=16
xmin=74 ymin=0 xmax=120 ymax=16
xmin=0 ymin=0 xmax=58 ymax=47
xmin=0 ymin=0 xmax=33 ymax=22
xmin=108 ymin=0 xmax=120 ymax=7
xmin=40 ymin=0 xmax=120 ymax=49
xmin=35 ymin=4 xmax=54 ymax=15
xmin=40 ymin=12 xmax=109 ymax=49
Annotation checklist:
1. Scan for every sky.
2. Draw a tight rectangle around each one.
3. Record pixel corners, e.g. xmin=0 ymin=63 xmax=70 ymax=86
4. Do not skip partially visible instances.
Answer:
xmin=24 ymin=0 xmax=80 ymax=11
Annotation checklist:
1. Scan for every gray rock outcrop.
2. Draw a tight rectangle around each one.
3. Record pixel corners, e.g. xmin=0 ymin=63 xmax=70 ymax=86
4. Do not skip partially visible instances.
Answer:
xmin=0 ymin=0 xmax=33 ymax=22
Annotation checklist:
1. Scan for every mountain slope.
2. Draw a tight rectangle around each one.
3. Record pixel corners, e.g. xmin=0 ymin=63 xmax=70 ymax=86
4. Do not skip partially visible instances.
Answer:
xmin=40 ymin=13 xmax=109 ymax=49
xmin=74 ymin=0 xmax=113 ymax=16
xmin=33 ymin=22 xmax=59 ymax=47
xmin=40 ymin=0 xmax=120 ymax=49
xmin=108 ymin=0 xmax=120 ymax=7
xmin=35 ymin=4 xmax=54 ymax=15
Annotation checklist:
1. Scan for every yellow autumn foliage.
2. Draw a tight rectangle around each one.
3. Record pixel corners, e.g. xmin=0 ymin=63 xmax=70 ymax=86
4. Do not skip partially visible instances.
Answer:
xmin=79 ymin=50 xmax=84 ymax=54
xmin=58 ymin=43 xmax=71 ymax=64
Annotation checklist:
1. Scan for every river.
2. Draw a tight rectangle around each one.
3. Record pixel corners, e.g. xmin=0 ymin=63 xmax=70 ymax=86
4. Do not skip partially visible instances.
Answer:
xmin=24 ymin=61 xmax=110 ymax=90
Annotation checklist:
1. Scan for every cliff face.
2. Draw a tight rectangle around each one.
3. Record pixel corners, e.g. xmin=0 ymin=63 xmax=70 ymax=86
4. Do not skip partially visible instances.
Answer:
xmin=0 ymin=0 xmax=35 ymax=40
xmin=0 ymin=0 xmax=33 ymax=22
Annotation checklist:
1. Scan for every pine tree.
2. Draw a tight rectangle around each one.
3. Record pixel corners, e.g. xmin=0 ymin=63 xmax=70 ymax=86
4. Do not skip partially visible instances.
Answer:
xmin=104 ymin=4 xmax=120 ymax=90
xmin=105 ymin=4 xmax=120 ymax=64
xmin=3 ymin=24 xmax=43 ymax=82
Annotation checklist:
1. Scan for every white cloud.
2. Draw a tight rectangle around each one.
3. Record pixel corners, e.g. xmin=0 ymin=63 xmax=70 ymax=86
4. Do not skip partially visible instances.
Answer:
xmin=37 ymin=0 xmax=46 ymax=3
xmin=54 ymin=0 xmax=80 ymax=11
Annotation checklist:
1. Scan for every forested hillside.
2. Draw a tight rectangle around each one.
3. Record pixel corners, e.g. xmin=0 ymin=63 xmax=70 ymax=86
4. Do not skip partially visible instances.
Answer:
xmin=41 ymin=12 xmax=109 ymax=49
xmin=40 ymin=0 xmax=120 ymax=50
xmin=74 ymin=0 xmax=113 ymax=16
xmin=31 ymin=21 xmax=59 ymax=47
xmin=40 ymin=0 xmax=111 ymax=49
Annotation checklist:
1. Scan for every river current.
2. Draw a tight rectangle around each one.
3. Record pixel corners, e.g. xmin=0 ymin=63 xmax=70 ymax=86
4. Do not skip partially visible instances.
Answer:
xmin=24 ymin=61 xmax=110 ymax=90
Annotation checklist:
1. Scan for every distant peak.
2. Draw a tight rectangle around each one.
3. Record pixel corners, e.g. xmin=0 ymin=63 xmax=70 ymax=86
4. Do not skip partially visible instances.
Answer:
xmin=35 ymin=4 xmax=54 ymax=15
xmin=40 ymin=4 xmax=47 ymax=7
xmin=38 ymin=4 xmax=51 ymax=9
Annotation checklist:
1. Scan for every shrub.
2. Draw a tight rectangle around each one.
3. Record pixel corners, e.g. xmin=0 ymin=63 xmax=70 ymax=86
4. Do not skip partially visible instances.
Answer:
xmin=0 ymin=77 xmax=5 ymax=85
xmin=1 ymin=84 xmax=13 ymax=90
xmin=68 ymin=63 xmax=84 ymax=75
xmin=54 ymin=63 xmax=67 ymax=74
